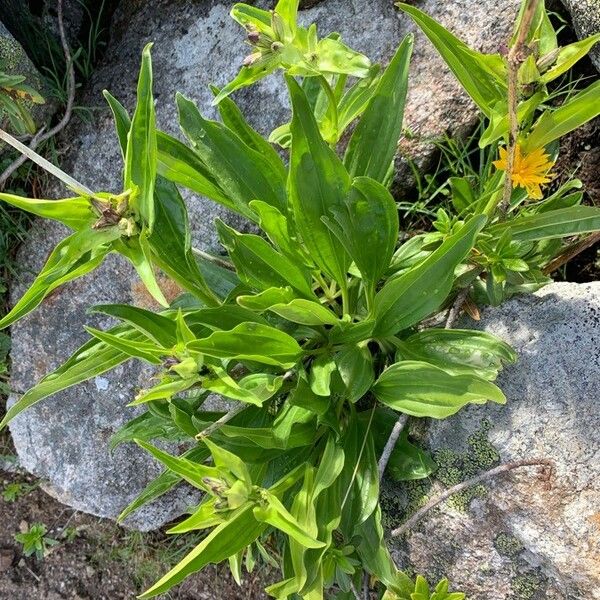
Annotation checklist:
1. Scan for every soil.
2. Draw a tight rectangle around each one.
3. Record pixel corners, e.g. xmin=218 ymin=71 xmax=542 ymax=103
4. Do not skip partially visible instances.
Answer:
xmin=0 ymin=468 xmax=272 ymax=600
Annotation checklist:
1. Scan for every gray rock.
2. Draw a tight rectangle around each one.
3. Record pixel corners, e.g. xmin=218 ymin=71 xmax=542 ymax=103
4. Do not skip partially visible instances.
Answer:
xmin=385 ymin=282 xmax=600 ymax=600
xmin=0 ymin=22 xmax=54 ymax=137
xmin=7 ymin=0 xmax=519 ymax=530
xmin=562 ymin=0 xmax=600 ymax=72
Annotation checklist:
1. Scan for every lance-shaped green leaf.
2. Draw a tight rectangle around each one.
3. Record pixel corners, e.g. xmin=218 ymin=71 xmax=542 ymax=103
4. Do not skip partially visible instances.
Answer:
xmin=396 ymin=328 xmax=516 ymax=380
xmin=249 ymin=200 xmax=298 ymax=260
xmin=214 ymin=91 xmax=286 ymax=180
xmin=287 ymin=75 xmax=351 ymax=285
xmin=488 ymin=206 xmax=600 ymax=242
xmin=372 ymin=360 xmax=506 ymax=418
xmin=275 ymin=0 xmax=299 ymax=37
xmin=109 ymin=411 xmax=184 ymax=450
xmin=268 ymin=299 xmax=339 ymax=326
xmin=89 ymin=304 xmax=177 ymax=348
xmin=103 ymin=90 xmax=130 ymax=158
xmin=135 ymin=440 xmax=222 ymax=491
xmin=373 ymin=215 xmax=486 ymax=337
xmin=313 ymin=37 xmax=372 ymax=78
xmin=344 ymin=35 xmax=412 ymax=183
xmin=167 ymin=498 xmax=224 ymax=534
xmin=0 ymin=193 xmax=95 ymax=230
xmin=148 ymin=177 xmax=219 ymax=306
xmin=124 ymin=43 xmax=157 ymax=231
xmin=0 ymin=227 xmax=119 ymax=330
xmin=335 ymin=344 xmax=374 ymax=403
xmin=203 ymin=368 xmax=282 ymax=406
xmin=0 ymin=325 xmax=145 ymax=430
xmin=541 ymin=33 xmax=600 ymax=83
xmin=118 ymin=446 xmax=210 ymax=522
xmin=84 ymin=326 xmax=165 ymax=364
xmin=323 ymin=177 xmax=398 ymax=300
xmin=524 ymin=80 xmax=600 ymax=152
xmin=139 ymin=504 xmax=266 ymax=598
xmin=216 ymin=220 xmax=313 ymax=297
xmin=398 ymin=3 xmax=506 ymax=114
xmin=188 ymin=322 xmax=302 ymax=369
xmin=237 ymin=287 xmax=297 ymax=311
xmin=130 ymin=377 xmax=200 ymax=405
xmin=177 ymin=93 xmax=286 ymax=216
xmin=113 ymin=236 xmax=168 ymax=307
xmin=254 ymin=491 xmax=325 ymax=549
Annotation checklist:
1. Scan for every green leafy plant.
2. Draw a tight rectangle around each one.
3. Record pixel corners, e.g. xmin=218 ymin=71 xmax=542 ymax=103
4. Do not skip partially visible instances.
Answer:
xmin=14 ymin=522 xmax=59 ymax=560
xmin=2 ymin=481 xmax=37 ymax=502
xmin=0 ymin=0 xmax=599 ymax=598
xmin=0 ymin=70 xmax=45 ymax=135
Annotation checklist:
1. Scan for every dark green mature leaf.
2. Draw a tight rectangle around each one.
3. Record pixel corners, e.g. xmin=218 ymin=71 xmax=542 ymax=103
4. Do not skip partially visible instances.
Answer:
xmin=149 ymin=177 xmax=219 ymax=305
xmin=323 ymin=176 xmax=398 ymax=300
xmin=0 ymin=227 xmax=119 ymax=330
xmin=188 ymin=322 xmax=302 ymax=368
xmin=372 ymin=360 xmax=506 ymax=418
xmin=372 ymin=216 xmax=486 ymax=337
xmin=216 ymin=220 xmax=313 ymax=297
xmin=524 ymin=80 xmax=600 ymax=152
xmin=124 ymin=43 xmax=157 ymax=230
xmin=396 ymin=328 xmax=516 ymax=380
xmin=335 ymin=344 xmax=374 ymax=403
xmin=344 ymin=35 xmax=412 ymax=183
xmin=398 ymin=3 xmax=505 ymax=115
xmin=0 ymin=193 xmax=95 ymax=230
xmin=109 ymin=411 xmax=183 ymax=449
xmin=177 ymin=93 xmax=287 ymax=216
xmin=214 ymin=91 xmax=287 ymax=180
xmin=139 ymin=504 xmax=266 ymax=598
xmin=287 ymin=75 xmax=351 ymax=285
xmin=0 ymin=326 xmax=145 ymax=430
xmin=488 ymin=206 xmax=600 ymax=241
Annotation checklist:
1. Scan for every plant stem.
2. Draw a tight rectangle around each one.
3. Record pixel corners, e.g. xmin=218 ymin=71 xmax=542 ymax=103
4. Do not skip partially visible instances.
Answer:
xmin=390 ymin=458 xmax=553 ymax=537
xmin=191 ymin=247 xmax=235 ymax=271
xmin=195 ymin=404 xmax=247 ymax=440
xmin=499 ymin=0 xmax=540 ymax=215
xmin=378 ymin=414 xmax=408 ymax=480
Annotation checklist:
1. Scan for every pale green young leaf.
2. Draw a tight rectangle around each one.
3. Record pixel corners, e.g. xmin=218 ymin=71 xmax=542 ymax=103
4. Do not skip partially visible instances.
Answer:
xmin=203 ymin=438 xmax=252 ymax=484
xmin=524 ymin=80 xmax=600 ymax=152
xmin=344 ymin=35 xmax=413 ymax=183
xmin=488 ymin=206 xmax=600 ymax=241
xmin=0 ymin=325 xmax=145 ymax=431
xmin=102 ymin=90 xmax=130 ymax=158
xmin=139 ymin=504 xmax=265 ymax=598
xmin=84 ymin=326 xmax=165 ymax=364
xmin=136 ymin=439 xmax=222 ymax=491
xmin=249 ymin=200 xmax=298 ymax=259
xmin=130 ymin=377 xmax=199 ymax=405
xmin=0 ymin=193 xmax=95 ymax=230
xmin=236 ymin=287 xmax=297 ymax=311
xmin=541 ymin=33 xmax=600 ymax=83
xmin=268 ymin=299 xmax=339 ymax=326
xmin=398 ymin=3 xmax=505 ymax=114
xmin=203 ymin=368 xmax=282 ymax=406
xmin=372 ymin=360 xmax=506 ymax=418
xmin=167 ymin=498 xmax=224 ymax=534
xmin=0 ymin=227 xmax=119 ymax=330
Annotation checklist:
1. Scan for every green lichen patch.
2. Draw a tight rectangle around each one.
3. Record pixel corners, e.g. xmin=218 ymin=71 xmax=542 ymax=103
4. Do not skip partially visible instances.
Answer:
xmin=510 ymin=570 xmax=546 ymax=600
xmin=494 ymin=532 xmax=524 ymax=559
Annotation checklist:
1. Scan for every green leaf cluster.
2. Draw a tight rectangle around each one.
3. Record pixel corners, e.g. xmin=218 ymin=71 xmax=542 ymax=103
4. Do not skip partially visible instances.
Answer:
xmin=1 ymin=0 xmax=599 ymax=598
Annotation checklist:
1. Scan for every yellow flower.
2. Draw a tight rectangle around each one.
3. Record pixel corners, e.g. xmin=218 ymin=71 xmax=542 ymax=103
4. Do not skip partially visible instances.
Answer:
xmin=493 ymin=145 xmax=555 ymax=200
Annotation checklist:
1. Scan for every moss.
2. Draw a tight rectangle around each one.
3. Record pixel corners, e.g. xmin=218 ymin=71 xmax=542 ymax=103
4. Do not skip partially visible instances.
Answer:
xmin=494 ymin=532 xmax=524 ymax=559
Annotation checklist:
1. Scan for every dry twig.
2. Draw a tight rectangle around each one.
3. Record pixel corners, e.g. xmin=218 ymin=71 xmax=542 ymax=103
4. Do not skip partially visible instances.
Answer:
xmin=391 ymin=458 xmax=553 ymax=537
xmin=378 ymin=414 xmax=408 ymax=480
xmin=445 ymin=286 xmax=471 ymax=329
xmin=543 ymin=231 xmax=600 ymax=275
xmin=0 ymin=0 xmax=76 ymax=189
